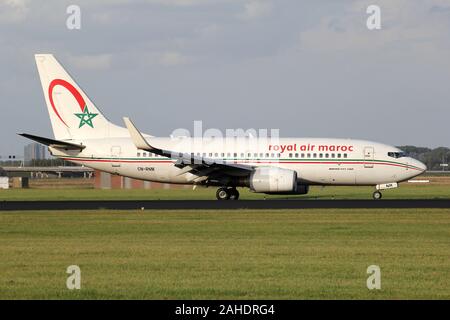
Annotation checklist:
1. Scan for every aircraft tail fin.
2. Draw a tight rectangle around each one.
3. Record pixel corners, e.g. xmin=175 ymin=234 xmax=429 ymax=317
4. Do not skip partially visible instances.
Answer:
xmin=34 ymin=54 xmax=128 ymax=140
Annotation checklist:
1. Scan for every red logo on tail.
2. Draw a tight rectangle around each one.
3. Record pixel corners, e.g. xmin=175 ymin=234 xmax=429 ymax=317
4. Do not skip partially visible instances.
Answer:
xmin=48 ymin=79 xmax=86 ymax=127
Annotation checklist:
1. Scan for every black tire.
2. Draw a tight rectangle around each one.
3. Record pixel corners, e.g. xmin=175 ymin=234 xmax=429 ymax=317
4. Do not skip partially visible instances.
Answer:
xmin=228 ymin=188 xmax=240 ymax=200
xmin=216 ymin=188 xmax=230 ymax=200
xmin=373 ymin=191 xmax=382 ymax=200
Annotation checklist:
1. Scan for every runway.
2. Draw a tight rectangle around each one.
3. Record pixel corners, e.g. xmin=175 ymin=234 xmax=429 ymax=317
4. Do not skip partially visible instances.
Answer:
xmin=1 ymin=199 xmax=450 ymax=211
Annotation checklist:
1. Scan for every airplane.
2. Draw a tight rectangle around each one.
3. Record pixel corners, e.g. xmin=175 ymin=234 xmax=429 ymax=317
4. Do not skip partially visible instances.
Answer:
xmin=20 ymin=54 xmax=427 ymax=200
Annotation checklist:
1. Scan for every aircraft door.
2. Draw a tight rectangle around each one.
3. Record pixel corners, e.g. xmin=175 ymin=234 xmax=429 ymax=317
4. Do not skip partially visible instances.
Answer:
xmin=111 ymin=146 xmax=122 ymax=171
xmin=364 ymin=147 xmax=374 ymax=168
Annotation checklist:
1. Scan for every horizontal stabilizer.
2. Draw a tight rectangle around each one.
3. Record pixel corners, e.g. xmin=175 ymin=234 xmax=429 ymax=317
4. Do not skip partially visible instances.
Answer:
xmin=18 ymin=133 xmax=86 ymax=151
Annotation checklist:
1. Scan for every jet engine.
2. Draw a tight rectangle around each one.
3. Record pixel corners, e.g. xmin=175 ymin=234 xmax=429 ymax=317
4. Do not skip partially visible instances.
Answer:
xmin=249 ymin=167 xmax=298 ymax=193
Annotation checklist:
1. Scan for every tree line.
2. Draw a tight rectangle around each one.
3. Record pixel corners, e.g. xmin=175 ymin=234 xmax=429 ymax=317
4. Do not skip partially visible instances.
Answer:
xmin=398 ymin=146 xmax=449 ymax=171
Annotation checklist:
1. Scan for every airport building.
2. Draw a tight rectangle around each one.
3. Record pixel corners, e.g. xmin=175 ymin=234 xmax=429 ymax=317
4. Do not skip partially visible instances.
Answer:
xmin=94 ymin=170 xmax=189 ymax=190
xmin=24 ymin=143 xmax=47 ymax=164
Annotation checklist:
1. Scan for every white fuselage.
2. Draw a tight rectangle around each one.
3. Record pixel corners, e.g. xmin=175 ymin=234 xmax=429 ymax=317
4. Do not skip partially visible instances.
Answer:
xmin=50 ymin=137 xmax=426 ymax=186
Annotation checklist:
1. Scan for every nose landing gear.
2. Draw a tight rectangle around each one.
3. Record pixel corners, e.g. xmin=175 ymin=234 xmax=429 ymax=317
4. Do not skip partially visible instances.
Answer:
xmin=216 ymin=187 xmax=240 ymax=200
xmin=373 ymin=182 xmax=397 ymax=200
xmin=372 ymin=191 xmax=382 ymax=200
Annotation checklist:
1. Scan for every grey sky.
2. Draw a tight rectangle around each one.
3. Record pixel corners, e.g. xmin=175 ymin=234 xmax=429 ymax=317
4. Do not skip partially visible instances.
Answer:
xmin=1 ymin=0 xmax=449 ymax=157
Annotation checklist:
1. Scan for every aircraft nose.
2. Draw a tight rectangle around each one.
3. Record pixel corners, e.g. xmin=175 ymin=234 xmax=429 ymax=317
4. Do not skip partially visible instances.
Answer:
xmin=413 ymin=159 xmax=427 ymax=172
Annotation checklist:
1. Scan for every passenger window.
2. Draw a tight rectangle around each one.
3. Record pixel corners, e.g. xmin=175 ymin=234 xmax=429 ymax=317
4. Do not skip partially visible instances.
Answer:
xmin=313 ymin=153 xmax=317 ymax=158
xmin=295 ymin=153 xmax=299 ymax=158
xmin=307 ymin=153 xmax=311 ymax=158
xmin=337 ymin=153 xmax=341 ymax=158
xmin=301 ymin=153 xmax=305 ymax=158
xmin=343 ymin=154 xmax=348 ymax=158
xmin=289 ymin=153 xmax=293 ymax=158
xmin=137 ymin=152 xmax=140 ymax=157
xmin=254 ymin=153 xmax=258 ymax=157
xmin=325 ymin=153 xmax=329 ymax=158
xmin=319 ymin=153 xmax=323 ymax=158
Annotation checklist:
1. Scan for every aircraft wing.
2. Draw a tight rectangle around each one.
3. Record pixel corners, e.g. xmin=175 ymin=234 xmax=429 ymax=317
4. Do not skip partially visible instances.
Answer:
xmin=18 ymin=133 xmax=86 ymax=151
xmin=123 ymin=117 xmax=253 ymax=179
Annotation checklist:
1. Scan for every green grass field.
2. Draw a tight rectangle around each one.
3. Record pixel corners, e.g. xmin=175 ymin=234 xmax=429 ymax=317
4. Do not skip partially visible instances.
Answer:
xmin=0 ymin=209 xmax=449 ymax=299
xmin=0 ymin=182 xmax=449 ymax=299
xmin=0 ymin=183 xmax=449 ymax=201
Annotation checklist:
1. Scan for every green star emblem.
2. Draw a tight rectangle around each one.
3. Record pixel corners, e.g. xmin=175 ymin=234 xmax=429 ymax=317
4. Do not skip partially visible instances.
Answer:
xmin=74 ymin=106 xmax=98 ymax=128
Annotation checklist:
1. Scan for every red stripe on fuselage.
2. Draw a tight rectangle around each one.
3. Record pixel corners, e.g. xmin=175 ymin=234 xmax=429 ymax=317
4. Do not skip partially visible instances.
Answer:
xmin=61 ymin=158 xmax=422 ymax=171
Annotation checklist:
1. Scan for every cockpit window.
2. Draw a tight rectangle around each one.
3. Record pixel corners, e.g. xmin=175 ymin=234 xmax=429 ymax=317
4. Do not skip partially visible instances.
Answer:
xmin=388 ymin=151 xmax=406 ymax=158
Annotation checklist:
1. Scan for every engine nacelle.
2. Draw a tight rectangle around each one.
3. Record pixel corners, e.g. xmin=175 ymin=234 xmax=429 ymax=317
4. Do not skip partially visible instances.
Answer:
xmin=265 ymin=183 xmax=309 ymax=195
xmin=249 ymin=167 xmax=297 ymax=193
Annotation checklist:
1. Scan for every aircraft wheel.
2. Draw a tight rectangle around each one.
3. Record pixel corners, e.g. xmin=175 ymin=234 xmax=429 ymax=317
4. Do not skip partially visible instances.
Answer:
xmin=228 ymin=188 xmax=240 ymax=200
xmin=373 ymin=191 xmax=382 ymax=200
xmin=216 ymin=187 xmax=230 ymax=200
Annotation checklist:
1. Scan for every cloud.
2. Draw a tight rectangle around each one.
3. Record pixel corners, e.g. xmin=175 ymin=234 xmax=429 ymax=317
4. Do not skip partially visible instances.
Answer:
xmin=299 ymin=0 xmax=450 ymax=54
xmin=86 ymin=0 xmax=228 ymax=6
xmin=0 ymin=0 xmax=29 ymax=23
xmin=146 ymin=0 xmax=213 ymax=5
xmin=197 ymin=24 xmax=220 ymax=37
xmin=137 ymin=51 xmax=190 ymax=67
xmin=68 ymin=54 xmax=113 ymax=70
xmin=2 ymin=0 xmax=450 ymax=155
xmin=159 ymin=52 xmax=189 ymax=66
xmin=238 ymin=0 xmax=272 ymax=20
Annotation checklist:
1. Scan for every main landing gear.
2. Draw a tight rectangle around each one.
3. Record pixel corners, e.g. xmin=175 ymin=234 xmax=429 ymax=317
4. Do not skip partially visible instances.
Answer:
xmin=373 ymin=191 xmax=382 ymax=200
xmin=216 ymin=187 xmax=240 ymax=200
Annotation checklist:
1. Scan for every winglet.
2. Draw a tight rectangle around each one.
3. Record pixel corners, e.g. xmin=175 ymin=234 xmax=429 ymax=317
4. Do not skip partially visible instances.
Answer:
xmin=123 ymin=117 xmax=154 ymax=151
